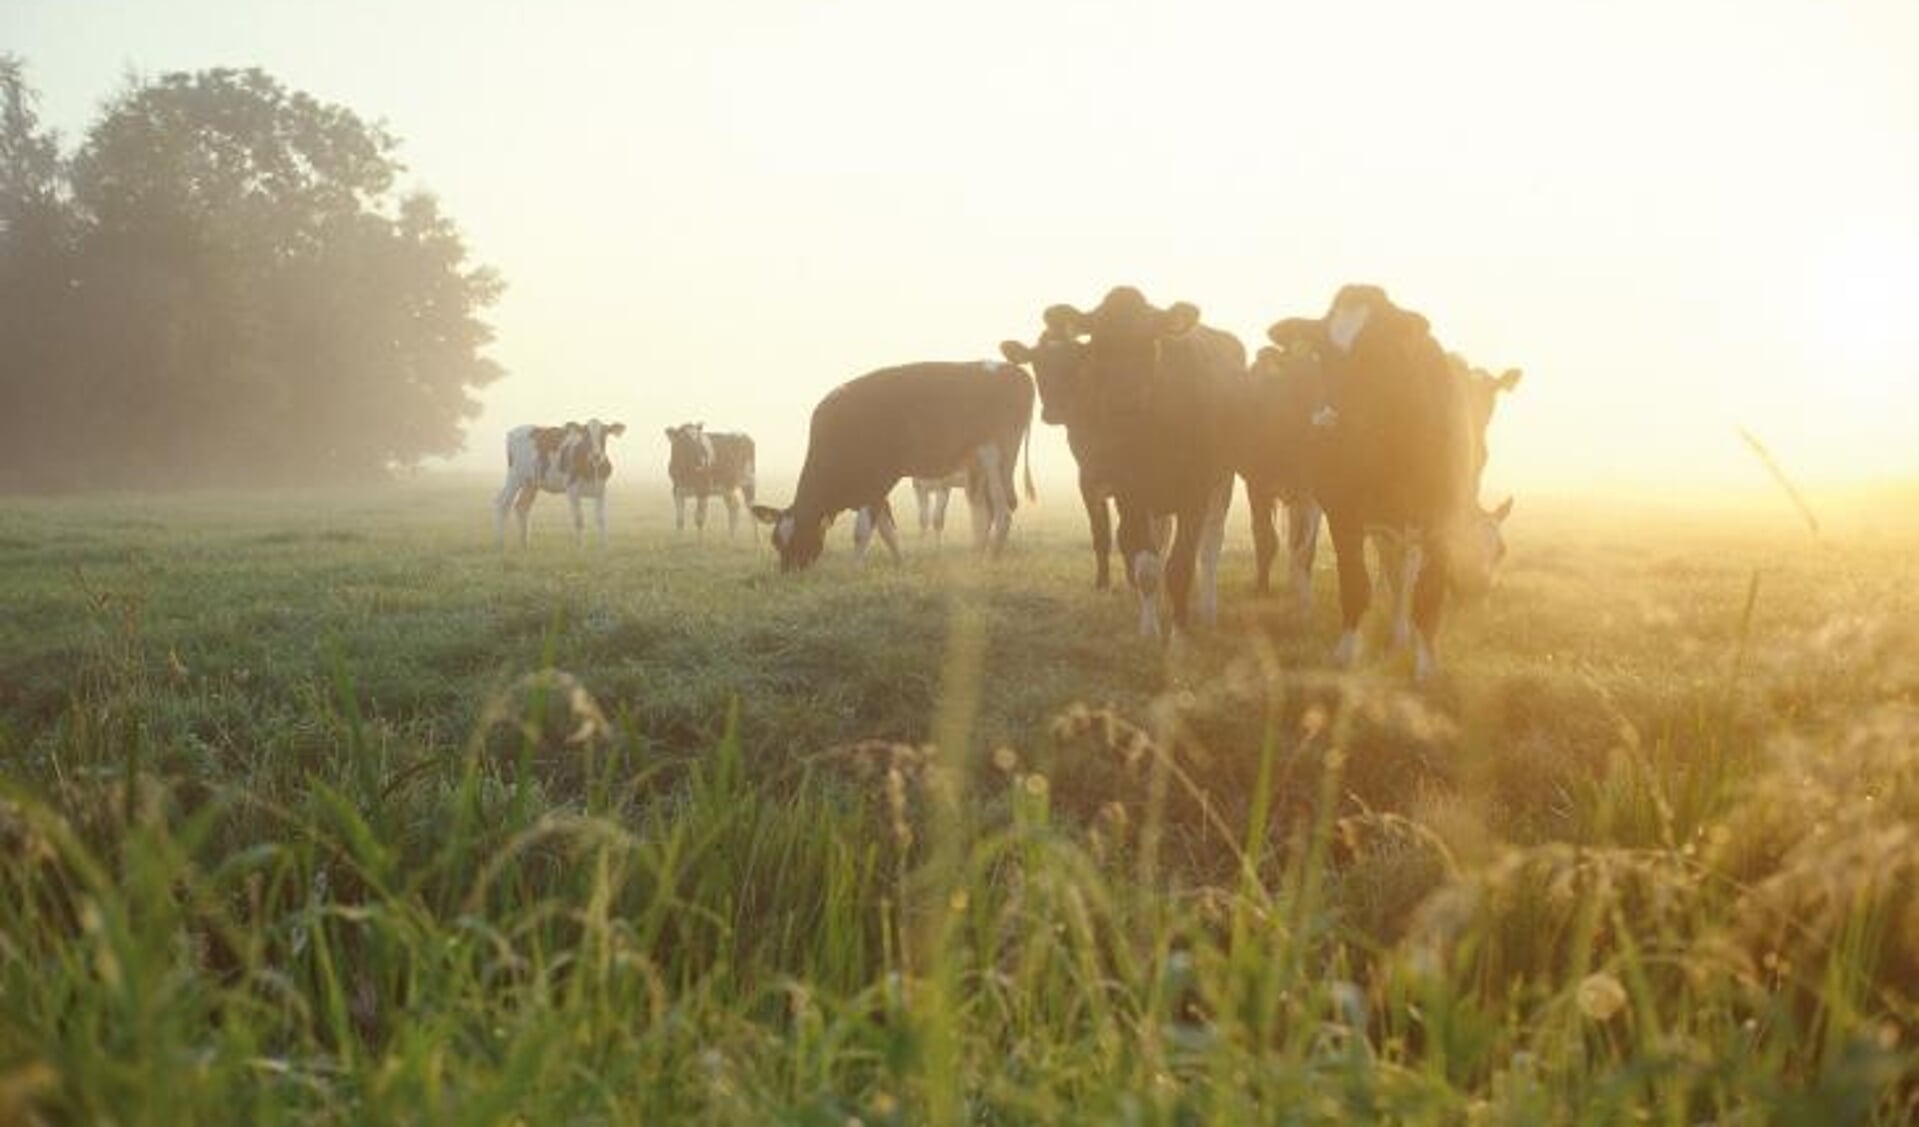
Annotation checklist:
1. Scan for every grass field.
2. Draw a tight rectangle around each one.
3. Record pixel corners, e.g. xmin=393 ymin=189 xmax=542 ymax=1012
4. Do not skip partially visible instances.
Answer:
xmin=1 ymin=477 xmax=1916 ymax=1123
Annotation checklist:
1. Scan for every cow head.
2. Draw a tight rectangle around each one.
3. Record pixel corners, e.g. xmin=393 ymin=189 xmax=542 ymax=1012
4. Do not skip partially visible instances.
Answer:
xmin=1042 ymin=287 xmax=1202 ymax=417
xmin=1000 ymin=313 xmax=1090 ymax=426
xmin=750 ymin=504 xmax=829 ymax=571
xmin=664 ymin=421 xmax=713 ymax=480
xmin=567 ymin=418 xmax=626 ymax=481
xmin=1450 ymin=496 xmax=1515 ymax=597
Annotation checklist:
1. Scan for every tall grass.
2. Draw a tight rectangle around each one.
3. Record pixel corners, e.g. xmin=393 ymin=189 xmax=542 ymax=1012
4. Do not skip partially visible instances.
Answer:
xmin=1 ymin=485 xmax=1915 ymax=1122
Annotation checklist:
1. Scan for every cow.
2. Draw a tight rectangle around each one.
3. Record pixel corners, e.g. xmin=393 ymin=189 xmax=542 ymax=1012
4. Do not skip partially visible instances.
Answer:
xmin=493 ymin=419 xmax=627 ymax=547
xmin=1268 ymin=285 xmax=1515 ymax=680
xmin=663 ymin=422 xmax=757 ymax=538
xmin=1001 ymin=320 xmax=1123 ymax=590
xmin=1235 ymin=338 xmax=1331 ymax=612
xmin=1033 ymin=287 xmax=1243 ymax=637
xmin=751 ymin=362 xmax=1036 ymax=571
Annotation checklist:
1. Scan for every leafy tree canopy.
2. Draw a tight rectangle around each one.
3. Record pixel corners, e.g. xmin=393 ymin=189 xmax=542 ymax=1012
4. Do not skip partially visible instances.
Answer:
xmin=0 ymin=60 xmax=503 ymax=489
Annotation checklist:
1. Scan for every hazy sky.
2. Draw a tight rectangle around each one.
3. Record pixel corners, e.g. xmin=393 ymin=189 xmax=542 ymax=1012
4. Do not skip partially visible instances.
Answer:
xmin=10 ymin=0 xmax=1919 ymax=497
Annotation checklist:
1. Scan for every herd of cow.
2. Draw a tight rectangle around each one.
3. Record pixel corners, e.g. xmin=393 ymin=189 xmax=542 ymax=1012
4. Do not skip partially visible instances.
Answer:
xmin=491 ymin=284 xmax=1522 ymax=680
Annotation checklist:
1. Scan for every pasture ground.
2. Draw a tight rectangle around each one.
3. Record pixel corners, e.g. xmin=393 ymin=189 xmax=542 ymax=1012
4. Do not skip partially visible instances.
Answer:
xmin=1 ymin=477 xmax=1915 ymax=1123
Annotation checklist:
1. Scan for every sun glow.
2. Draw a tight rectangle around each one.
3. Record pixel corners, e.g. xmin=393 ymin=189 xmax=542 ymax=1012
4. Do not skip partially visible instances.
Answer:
xmin=10 ymin=0 xmax=1919 ymax=496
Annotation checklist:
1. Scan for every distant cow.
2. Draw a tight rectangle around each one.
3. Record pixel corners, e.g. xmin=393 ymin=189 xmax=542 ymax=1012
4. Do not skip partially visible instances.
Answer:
xmin=852 ymin=463 xmax=986 ymax=565
xmin=1269 ymin=285 xmax=1515 ymax=679
xmin=751 ymin=362 xmax=1035 ymax=571
xmin=1036 ymin=288 xmax=1243 ymax=636
xmin=911 ymin=468 xmax=973 ymax=538
xmin=664 ymin=422 xmax=757 ymax=538
xmin=493 ymin=419 xmax=627 ymax=547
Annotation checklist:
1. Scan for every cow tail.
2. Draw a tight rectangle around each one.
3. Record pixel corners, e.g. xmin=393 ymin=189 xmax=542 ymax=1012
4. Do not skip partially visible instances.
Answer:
xmin=1021 ymin=413 xmax=1037 ymax=504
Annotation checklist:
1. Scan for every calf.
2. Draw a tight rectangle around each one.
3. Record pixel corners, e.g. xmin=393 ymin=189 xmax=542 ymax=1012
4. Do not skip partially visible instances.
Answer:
xmin=1035 ymin=288 xmax=1244 ymax=636
xmin=493 ymin=419 xmax=627 ymax=547
xmin=752 ymin=362 xmax=1035 ymax=571
xmin=664 ymin=423 xmax=757 ymax=538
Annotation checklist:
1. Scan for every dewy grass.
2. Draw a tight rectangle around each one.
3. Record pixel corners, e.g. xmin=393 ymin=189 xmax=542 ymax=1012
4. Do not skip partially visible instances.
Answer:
xmin=0 ymin=480 xmax=1916 ymax=1122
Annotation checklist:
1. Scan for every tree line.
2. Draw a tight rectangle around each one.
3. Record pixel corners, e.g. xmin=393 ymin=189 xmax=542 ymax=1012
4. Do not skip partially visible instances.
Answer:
xmin=0 ymin=57 xmax=503 ymax=490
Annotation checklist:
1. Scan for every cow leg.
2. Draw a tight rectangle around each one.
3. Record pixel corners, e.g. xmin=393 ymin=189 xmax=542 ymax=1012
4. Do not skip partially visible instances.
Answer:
xmin=1329 ymin=513 xmax=1371 ymax=667
xmin=1083 ymin=476 xmax=1113 ymax=590
xmin=695 ymin=494 xmax=709 ymax=540
xmin=1390 ymin=535 xmax=1423 ymax=652
xmin=674 ymin=488 xmax=688 ymax=532
xmin=595 ymin=493 xmax=609 ymax=548
xmin=494 ymin=475 xmax=521 ymax=548
xmin=913 ymin=481 xmax=933 ymax=535
xmin=1411 ymin=543 xmax=1449 ymax=682
xmin=853 ymin=507 xmax=876 ymax=564
xmin=1165 ymin=501 xmax=1211 ymax=632
xmin=875 ymin=501 xmax=904 ymax=565
xmin=1247 ymin=479 xmax=1278 ymax=596
xmin=1286 ymin=500 xmax=1322 ymax=615
xmin=1116 ymin=500 xmax=1161 ymax=638
xmin=513 ymin=485 xmax=537 ymax=548
xmin=975 ymin=445 xmax=1014 ymax=556
xmin=568 ymin=487 xmax=586 ymax=547
xmin=932 ymin=487 xmax=952 ymax=540
xmin=724 ymin=490 xmax=741 ymax=537
xmin=967 ymin=487 xmax=992 ymax=553
xmin=1194 ymin=477 xmax=1233 ymax=627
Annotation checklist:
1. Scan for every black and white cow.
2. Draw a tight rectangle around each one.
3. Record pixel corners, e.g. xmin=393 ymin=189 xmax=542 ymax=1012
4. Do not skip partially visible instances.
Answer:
xmin=664 ymin=422 xmax=757 ymax=538
xmin=493 ymin=419 xmax=627 ymax=547
xmin=752 ymin=362 xmax=1035 ymax=570
xmin=1269 ymin=285 xmax=1516 ymax=680
xmin=1033 ymin=288 xmax=1244 ymax=636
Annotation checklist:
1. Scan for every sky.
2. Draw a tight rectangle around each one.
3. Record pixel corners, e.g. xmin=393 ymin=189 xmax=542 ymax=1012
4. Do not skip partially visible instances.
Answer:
xmin=9 ymin=0 xmax=1919 ymax=499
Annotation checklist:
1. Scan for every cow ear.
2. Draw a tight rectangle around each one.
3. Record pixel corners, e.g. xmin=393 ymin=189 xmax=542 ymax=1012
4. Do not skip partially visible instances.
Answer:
xmin=1161 ymin=302 xmax=1201 ymax=336
xmin=663 ymin=427 xmax=675 ymax=441
xmin=1000 ymin=340 xmax=1034 ymax=364
xmin=607 ymin=422 xmax=626 ymax=436
xmin=1496 ymin=369 xmax=1523 ymax=393
xmin=750 ymin=504 xmax=784 ymax=526
xmin=1489 ymin=496 xmax=1514 ymax=523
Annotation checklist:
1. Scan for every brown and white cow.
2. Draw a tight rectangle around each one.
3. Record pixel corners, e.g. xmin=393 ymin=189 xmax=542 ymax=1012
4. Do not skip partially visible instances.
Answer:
xmin=752 ymin=362 xmax=1035 ymax=570
xmin=1269 ymin=285 xmax=1515 ymax=679
xmin=1001 ymin=319 xmax=1123 ymax=590
xmin=493 ymin=418 xmax=627 ymax=547
xmin=664 ymin=422 xmax=757 ymax=538
xmin=1035 ymin=287 xmax=1244 ymax=636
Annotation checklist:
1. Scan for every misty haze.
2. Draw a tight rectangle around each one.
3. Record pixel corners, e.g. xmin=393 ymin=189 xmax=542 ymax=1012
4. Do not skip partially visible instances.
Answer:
xmin=2 ymin=2 xmax=1916 ymax=1122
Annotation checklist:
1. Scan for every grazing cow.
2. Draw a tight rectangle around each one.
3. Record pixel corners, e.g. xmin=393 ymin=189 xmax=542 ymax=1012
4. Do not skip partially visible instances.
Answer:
xmin=1269 ymin=285 xmax=1515 ymax=679
xmin=664 ymin=422 xmax=757 ymax=538
xmin=493 ymin=418 xmax=627 ymax=547
xmin=751 ymin=362 xmax=1036 ymax=571
xmin=1036 ymin=287 xmax=1243 ymax=636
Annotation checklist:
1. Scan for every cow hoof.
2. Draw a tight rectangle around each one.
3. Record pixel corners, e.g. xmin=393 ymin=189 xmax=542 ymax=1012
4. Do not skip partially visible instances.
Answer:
xmin=1413 ymin=638 xmax=1440 ymax=683
xmin=1332 ymin=631 xmax=1361 ymax=668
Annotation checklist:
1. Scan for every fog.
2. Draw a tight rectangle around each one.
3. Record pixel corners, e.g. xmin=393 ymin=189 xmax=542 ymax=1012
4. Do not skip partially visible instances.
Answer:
xmin=7 ymin=0 xmax=1919 ymax=498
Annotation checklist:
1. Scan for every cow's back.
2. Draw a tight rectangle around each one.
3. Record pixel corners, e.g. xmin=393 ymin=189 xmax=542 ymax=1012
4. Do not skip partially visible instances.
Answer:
xmin=798 ymin=363 xmax=1031 ymax=514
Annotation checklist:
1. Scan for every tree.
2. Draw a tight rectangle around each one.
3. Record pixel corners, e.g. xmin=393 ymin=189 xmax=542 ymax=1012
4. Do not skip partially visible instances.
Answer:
xmin=0 ymin=63 xmax=503 ymax=489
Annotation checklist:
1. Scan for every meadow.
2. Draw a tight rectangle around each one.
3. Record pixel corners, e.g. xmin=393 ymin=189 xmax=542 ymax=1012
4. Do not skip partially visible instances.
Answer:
xmin=0 ymin=477 xmax=1915 ymax=1124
